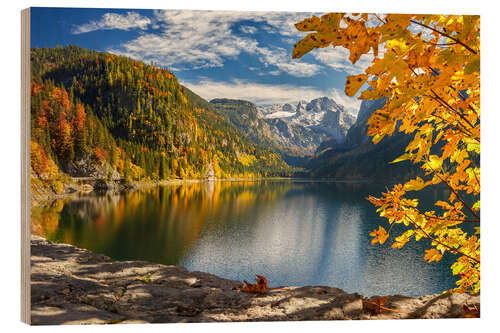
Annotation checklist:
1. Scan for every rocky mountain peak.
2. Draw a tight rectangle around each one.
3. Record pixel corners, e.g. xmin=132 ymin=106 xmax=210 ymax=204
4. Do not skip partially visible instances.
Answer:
xmin=251 ymin=96 xmax=357 ymax=155
xmin=281 ymin=103 xmax=294 ymax=111
xmin=306 ymin=97 xmax=344 ymax=113
xmin=296 ymin=100 xmax=308 ymax=112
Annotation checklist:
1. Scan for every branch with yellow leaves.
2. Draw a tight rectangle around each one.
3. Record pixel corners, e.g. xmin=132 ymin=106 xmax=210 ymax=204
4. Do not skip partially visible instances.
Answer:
xmin=425 ymin=65 xmax=480 ymax=118
xmin=409 ymin=20 xmax=478 ymax=55
xmin=433 ymin=172 xmax=480 ymax=221
xmin=406 ymin=65 xmax=478 ymax=142
xmin=429 ymin=89 xmax=478 ymax=138
xmin=371 ymin=15 xmax=477 ymax=55
xmin=404 ymin=214 xmax=480 ymax=264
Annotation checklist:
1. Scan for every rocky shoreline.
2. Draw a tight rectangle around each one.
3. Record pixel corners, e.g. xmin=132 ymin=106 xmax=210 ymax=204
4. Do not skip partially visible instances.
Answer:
xmin=30 ymin=236 xmax=479 ymax=325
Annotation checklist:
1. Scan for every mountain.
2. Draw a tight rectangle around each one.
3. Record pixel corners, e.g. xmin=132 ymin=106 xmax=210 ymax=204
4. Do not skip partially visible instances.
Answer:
xmin=209 ymin=99 xmax=278 ymax=151
xmin=260 ymin=97 xmax=355 ymax=141
xmin=305 ymin=98 xmax=421 ymax=181
xmin=345 ymin=98 xmax=387 ymax=146
xmin=209 ymin=98 xmax=315 ymax=166
xmin=29 ymin=45 xmax=293 ymax=191
xmin=211 ymin=97 xmax=355 ymax=167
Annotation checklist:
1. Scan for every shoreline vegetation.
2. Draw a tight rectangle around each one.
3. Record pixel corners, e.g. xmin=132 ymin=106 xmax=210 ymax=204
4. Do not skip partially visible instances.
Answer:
xmin=30 ymin=176 xmax=294 ymax=207
xmin=31 ymin=235 xmax=479 ymax=324
xmin=30 ymin=175 xmax=386 ymax=208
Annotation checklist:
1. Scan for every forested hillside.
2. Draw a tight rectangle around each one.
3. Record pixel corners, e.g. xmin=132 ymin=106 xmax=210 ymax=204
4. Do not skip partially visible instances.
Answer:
xmin=30 ymin=45 xmax=293 ymax=193
xmin=209 ymin=98 xmax=310 ymax=165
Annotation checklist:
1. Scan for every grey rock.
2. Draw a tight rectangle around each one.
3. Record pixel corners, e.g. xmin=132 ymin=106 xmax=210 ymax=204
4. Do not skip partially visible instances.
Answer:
xmin=30 ymin=235 xmax=480 ymax=325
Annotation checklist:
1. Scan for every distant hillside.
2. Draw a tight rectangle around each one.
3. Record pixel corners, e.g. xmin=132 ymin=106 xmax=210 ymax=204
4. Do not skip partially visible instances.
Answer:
xmin=209 ymin=98 xmax=309 ymax=166
xmin=30 ymin=45 xmax=293 ymax=191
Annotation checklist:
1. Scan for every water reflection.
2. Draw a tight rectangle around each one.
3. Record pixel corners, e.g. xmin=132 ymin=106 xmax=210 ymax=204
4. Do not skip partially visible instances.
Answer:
xmin=32 ymin=180 xmax=461 ymax=297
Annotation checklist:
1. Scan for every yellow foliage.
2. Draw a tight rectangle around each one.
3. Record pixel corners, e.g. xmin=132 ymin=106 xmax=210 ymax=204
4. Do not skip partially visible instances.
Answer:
xmin=294 ymin=13 xmax=480 ymax=293
xmin=369 ymin=226 xmax=389 ymax=245
xmin=127 ymin=160 xmax=144 ymax=181
xmin=345 ymin=74 xmax=368 ymax=97
xmin=237 ymin=153 xmax=258 ymax=167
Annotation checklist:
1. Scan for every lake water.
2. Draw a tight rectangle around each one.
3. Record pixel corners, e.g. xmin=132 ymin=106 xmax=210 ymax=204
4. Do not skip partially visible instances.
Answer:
xmin=32 ymin=180 xmax=462 ymax=297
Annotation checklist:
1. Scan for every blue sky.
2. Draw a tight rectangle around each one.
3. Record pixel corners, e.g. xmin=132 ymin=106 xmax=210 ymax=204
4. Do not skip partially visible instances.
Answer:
xmin=30 ymin=7 xmax=374 ymax=113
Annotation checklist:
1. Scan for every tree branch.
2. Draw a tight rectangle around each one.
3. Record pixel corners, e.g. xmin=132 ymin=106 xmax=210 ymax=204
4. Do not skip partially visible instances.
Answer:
xmin=405 ymin=214 xmax=480 ymax=263
xmin=406 ymin=65 xmax=477 ymax=141
xmin=425 ymin=66 xmax=480 ymax=118
xmin=432 ymin=171 xmax=480 ymax=220
xmin=424 ymin=41 xmax=458 ymax=46
xmin=429 ymin=90 xmax=480 ymax=143
xmin=409 ymin=20 xmax=478 ymax=55
xmin=427 ymin=109 xmax=476 ymax=141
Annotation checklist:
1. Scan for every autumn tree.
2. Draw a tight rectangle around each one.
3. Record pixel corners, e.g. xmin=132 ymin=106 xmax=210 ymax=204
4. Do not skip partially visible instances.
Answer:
xmin=293 ymin=13 xmax=480 ymax=293
xmin=73 ymin=103 xmax=87 ymax=158
xmin=54 ymin=110 xmax=74 ymax=163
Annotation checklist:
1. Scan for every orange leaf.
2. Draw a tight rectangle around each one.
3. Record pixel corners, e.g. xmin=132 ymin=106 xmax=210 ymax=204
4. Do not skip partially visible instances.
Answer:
xmin=295 ymin=15 xmax=321 ymax=31
xmin=424 ymin=248 xmax=443 ymax=263
xmin=363 ymin=296 xmax=391 ymax=314
xmin=241 ymin=274 xmax=268 ymax=294
xmin=345 ymin=74 xmax=368 ymax=97
xmin=370 ymin=226 xmax=389 ymax=245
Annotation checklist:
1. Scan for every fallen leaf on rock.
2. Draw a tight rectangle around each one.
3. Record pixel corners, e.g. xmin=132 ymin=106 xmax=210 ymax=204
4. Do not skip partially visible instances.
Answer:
xmin=362 ymin=296 xmax=391 ymax=314
xmin=241 ymin=275 xmax=268 ymax=294
xmin=461 ymin=304 xmax=480 ymax=318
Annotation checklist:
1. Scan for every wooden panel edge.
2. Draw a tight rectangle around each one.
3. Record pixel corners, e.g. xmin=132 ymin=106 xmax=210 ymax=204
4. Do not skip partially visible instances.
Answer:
xmin=21 ymin=7 xmax=31 ymax=325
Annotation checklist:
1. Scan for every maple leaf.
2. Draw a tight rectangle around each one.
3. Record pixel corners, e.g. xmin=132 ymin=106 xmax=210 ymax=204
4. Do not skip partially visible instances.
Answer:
xmin=345 ymin=74 xmax=368 ymax=97
xmin=370 ymin=226 xmax=389 ymax=245
xmin=362 ymin=296 xmax=391 ymax=314
xmin=424 ymin=248 xmax=443 ymax=263
xmin=295 ymin=15 xmax=322 ymax=32
xmin=241 ymin=274 xmax=268 ymax=294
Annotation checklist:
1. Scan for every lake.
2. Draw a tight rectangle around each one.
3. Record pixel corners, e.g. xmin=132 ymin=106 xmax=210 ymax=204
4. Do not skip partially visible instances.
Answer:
xmin=32 ymin=180 xmax=462 ymax=297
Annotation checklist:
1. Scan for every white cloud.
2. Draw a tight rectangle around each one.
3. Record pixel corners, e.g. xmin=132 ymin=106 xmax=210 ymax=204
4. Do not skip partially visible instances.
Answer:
xmin=261 ymin=11 xmax=322 ymax=37
xmin=183 ymin=79 xmax=361 ymax=114
xmin=107 ymin=10 xmax=324 ymax=76
xmin=265 ymin=70 xmax=281 ymax=76
xmin=108 ymin=10 xmax=260 ymax=70
xmin=254 ymin=46 xmax=322 ymax=77
xmin=109 ymin=31 xmax=259 ymax=70
xmin=275 ymin=62 xmax=322 ymax=77
xmin=327 ymin=88 xmax=362 ymax=115
xmin=75 ymin=10 xmax=387 ymax=78
xmin=240 ymin=25 xmax=257 ymax=34
xmin=282 ymin=37 xmax=297 ymax=44
xmin=312 ymin=47 xmax=374 ymax=75
xmin=72 ymin=12 xmax=151 ymax=34
xmin=262 ymin=25 xmax=277 ymax=34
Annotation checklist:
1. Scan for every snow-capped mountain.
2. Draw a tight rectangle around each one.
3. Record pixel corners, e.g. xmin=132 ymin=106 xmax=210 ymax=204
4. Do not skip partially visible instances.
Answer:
xmin=258 ymin=97 xmax=355 ymax=143
xmin=210 ymin=97 xmax=356 ymax=166
xmin=260 ymin=103 xmax=296 ymax=119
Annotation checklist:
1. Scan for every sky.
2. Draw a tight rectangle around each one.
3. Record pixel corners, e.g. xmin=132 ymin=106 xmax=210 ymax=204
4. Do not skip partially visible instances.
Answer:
xmin=30 ymin=7 xmax=375 ymax=113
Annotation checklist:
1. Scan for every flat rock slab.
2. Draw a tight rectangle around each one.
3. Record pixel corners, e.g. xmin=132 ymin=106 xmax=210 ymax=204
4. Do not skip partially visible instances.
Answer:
xmin=30 ymin=236 xmax=480 ymax=325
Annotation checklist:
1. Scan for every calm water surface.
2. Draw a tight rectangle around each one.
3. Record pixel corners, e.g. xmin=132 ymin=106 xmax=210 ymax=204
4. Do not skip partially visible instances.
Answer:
xmin=32 ymin=180 xmax=462 ymax=297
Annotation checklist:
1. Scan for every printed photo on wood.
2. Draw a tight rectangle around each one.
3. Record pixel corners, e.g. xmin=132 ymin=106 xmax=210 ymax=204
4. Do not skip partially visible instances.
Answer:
xmin=21 ymin=7 xmax=480 ymax=325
